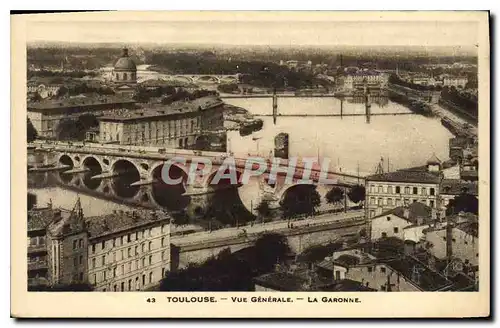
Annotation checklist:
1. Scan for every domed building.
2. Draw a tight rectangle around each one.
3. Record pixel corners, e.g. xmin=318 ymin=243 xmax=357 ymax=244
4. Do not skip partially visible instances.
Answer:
xmin=112 ymin=48 xmax=137 ymax=95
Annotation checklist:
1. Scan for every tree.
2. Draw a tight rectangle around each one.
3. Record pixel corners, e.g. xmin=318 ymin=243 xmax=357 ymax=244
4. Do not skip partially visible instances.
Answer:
xmin=280 ymin=184 xmax=321 ymax=218
xmin=253 ymin=233 xmax=291 ymax=272
xmin=446 ymin=193 xmax=479 ymax=216
xmin=347 ymin=185 xmax=366 ymax=204
xmin=325 ymin=187 xmax=344 ymax=205
xmin=27 ymin=118 xmax=38 ymax=142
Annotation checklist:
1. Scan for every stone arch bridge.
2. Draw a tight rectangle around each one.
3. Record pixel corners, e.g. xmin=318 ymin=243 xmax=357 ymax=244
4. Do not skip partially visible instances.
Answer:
xmin=28 ymin=141 xmax=364 ymax=216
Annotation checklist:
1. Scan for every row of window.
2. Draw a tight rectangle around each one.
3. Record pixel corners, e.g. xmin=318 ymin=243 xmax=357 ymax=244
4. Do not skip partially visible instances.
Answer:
xmin=90 ymin=227 xmax=167 ymax=254
xmin=99 ymin=269 xmax=168 ymax=292
xmin=90 ymin=241 xmax=168 ymax=268
xmin=115 ymin=72 xmax=137 ymax=81
xmin=369 ymin=185 xmax=436 ymax=196
xmin=92 ymin=252 xmax=167 ymax=284
xmin=369 ymin=197 xmax=435 ymax=208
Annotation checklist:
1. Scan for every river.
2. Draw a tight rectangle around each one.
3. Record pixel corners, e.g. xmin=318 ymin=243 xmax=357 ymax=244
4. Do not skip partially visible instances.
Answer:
xmin=29 ymin=96 xmax=453 ymax=216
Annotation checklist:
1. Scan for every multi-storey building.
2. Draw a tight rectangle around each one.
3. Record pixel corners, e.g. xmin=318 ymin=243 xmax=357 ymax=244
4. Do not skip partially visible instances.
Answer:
xmin=33 ymin=199 xmax=171 ymax=291
xmin=85 ymin=210 xmax=171 ymax=292
xmin=98 ymin=96 xmax=224 ymax=149
xmin=365 ymin=155 xmax=443 ymax=219
xmin=344 ymin=71 xmax=388 ymax=90
xmin=443 ymin=76 xmax=468 ymax=88
xmin=27 ymin=95 xmax=137 ymax=139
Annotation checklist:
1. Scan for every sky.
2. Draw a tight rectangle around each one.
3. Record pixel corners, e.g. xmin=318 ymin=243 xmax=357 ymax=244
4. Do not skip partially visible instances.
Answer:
xmin=24 ymin=13 xmax=480 ymax=48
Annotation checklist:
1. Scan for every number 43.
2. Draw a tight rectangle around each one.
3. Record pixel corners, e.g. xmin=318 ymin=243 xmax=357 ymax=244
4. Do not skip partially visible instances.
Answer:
xmin=147 ymin=298 xmax=156 ymax=303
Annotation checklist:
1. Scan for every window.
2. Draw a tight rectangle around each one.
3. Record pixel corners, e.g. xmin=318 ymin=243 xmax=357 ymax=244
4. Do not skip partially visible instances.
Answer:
xmin=121 ymin=282 xmax=125 ymax=291
xmin=142 ymin=274 xmax=146 ymax=285
xmin=386 ymin=216 xmax=391 ymax=221
xmin=162 ymin=268 xmax=165 ymax=277
xmin=135 ymin=232 xmax=138 ymax=240
xmin=378 ymin=198 xmax=383 ymax=206
xmin=113 ymin=267 xmax=117 ymax=278
xmin=370 ymin=197 xmax=375 ymax=205
xmin=112 ymin=239 xmax=115 ymax=247
xmin=442 ymin=236 xmax=446 ymax=241
xmin=127 ymin=234 xmax=131 ymax=243
xmin=162 ymin=251 xmax=165 ymax=260
xmin=128 ymin=248 xmax=132 ymax=257
xmin=128 ymin=262 xmax=132 ymax=272
xmin=161 ymin=237 xmax=165 ymax=247
xmin=136 ymin=260 xmax=139 ymax=269
xmin=102 ymin=255 xmax=106 ymax=266
xmin=114 ymin=284 xmax=118 ymax=292
xmin=113 ymin=252 xmax=116 ymax=262
xmin=92 ymin=274 xmax=96 ymax=284
xmin=148 ymin=241 xmax=152 ymax=251
xmin=381 ymin=267 xmax=386 ymax=273
xmin=430 ymin=188 xmax=435 ymax=196
xmin=122 ymin=236 xmax=126 ymax=245
xmin=142 ymin=258 xmax=146 ymax=267
xmin=103 ymin=271 xmax=107 ymax=281
xmin=79 ymin=255 xmax=83 ymax=265
xmin=91 ymin=244 xmax=96 ymax=254
xmin=387 ymin=198 xmax=393 ymax=206
xmin=101 ymin=241 xmax=105 ymax=250
xmin=79 ymin=272 xmax=83 ymax=281
xmin=121 ymin=264 xmax=124 ymax=274
xmin=149 ymin=272 xmax=153 ymax=283
xmin=387 ymin=186 xmax=392 ymax=194
xmin=378 ymin=186 xmax=383 ymax=193
xmin=142 ymin=243 xmax=146 ymax=252
xmin=413 ymin=187 xmax=418 ymax=195
xmin=149 ymin=255 xmax=152 ymax=265
xmin=422 ymin=188 xmax=427 ymax=195
xmin=367 ymin=267 xmax=373 ymax=273
xmin=430 ymin=200 xmax=435 ymax=208
xmin=394 ymin=227 xmax=399 ymax=233
xmin=92 ymin=258 xmax=96 ymax=269
xmin=73 ymin=257 xmax=78 ymax=266
xmin=405 ymin=187 xmax=410 ymax=194
xmin=395 ymin=186 xmax=401 ymax=194
xmin=382 ymin=232 xmax=387 ymax=238
xmin=73 ymin=240 xmax=77 ymax=250
xmin=128 ymin=280 xmax=132 ymax=291
xmin=121 ymin=250 xmax=124 ymax=260
xmin=452 ymin=238 xmax=456 ymax=242
xmin=135 ymin=246 xmax=139 ymax=255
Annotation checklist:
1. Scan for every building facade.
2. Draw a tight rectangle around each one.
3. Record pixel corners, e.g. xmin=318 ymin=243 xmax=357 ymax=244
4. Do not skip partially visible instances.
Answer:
xmin=86 ymin=210 xmax=171 ymax=292
xmin=31 ymin=199 xmax=172 ymax=291
xmin=443 ymin=76 xmax=468 ymax=88
xmin=27 ymin=96 xmax=137 ymax=139
xmin=365 ymin=157 xmax=443 ymax=219
xmin=98 ymin=96 xmax=224 ymax=149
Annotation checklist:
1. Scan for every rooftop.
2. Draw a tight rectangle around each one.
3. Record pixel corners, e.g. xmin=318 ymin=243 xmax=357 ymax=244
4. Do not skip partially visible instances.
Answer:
xmin=99 ymin=96 xmax=223 ymax=122
xmin=375 ymin=202 xmax=433 ymax=226
xmin=28 ymin=207 xmax=58 ymax=232
xmin=85 ymin=210 xmax=170 ymax=240
xmin=28 ymin=95 xmax=135 ymax=111
xmin=366 ymin=168 xmax=442 ymax=184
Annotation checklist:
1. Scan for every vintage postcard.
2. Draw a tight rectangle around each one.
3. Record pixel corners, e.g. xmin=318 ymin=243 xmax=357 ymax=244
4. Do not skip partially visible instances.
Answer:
xmin=11 ymin=11 xmax=490 ymax=318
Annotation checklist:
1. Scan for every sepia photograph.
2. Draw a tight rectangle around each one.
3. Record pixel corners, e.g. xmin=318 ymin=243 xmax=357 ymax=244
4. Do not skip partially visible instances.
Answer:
xmin=11 ymin=10 xmax=490 ymax=318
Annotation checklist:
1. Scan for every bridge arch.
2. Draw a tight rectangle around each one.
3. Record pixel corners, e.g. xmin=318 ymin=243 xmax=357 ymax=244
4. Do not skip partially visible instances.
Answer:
xmin=173 ymin=75 xmax=194 ymax=83
xmin=195 ymin=75 xmax=220 ymax=84
xmin=110 ymin=159 xmax=141 ymax=198
xmin=57 ymin=154 xmax=74 ymax=184
xmin=81 ymin=156 xmax=103 ymax=190
xmin=219 ymin=76 xmax=238 ymax=84
xmin=150 ymin=162 xmax=190 ymax=210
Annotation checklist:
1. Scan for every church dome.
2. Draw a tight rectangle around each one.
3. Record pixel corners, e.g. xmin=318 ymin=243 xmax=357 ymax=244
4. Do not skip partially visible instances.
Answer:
xmin=114 ymin=48 xmax=136 ymax=71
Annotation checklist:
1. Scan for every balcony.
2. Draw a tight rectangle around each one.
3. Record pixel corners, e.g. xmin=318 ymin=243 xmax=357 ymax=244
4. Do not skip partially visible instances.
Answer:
xmin=28 ymin=244 xmax=46 ymax=254
xmin=28 ymin=261 xmax=48 ymax=271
